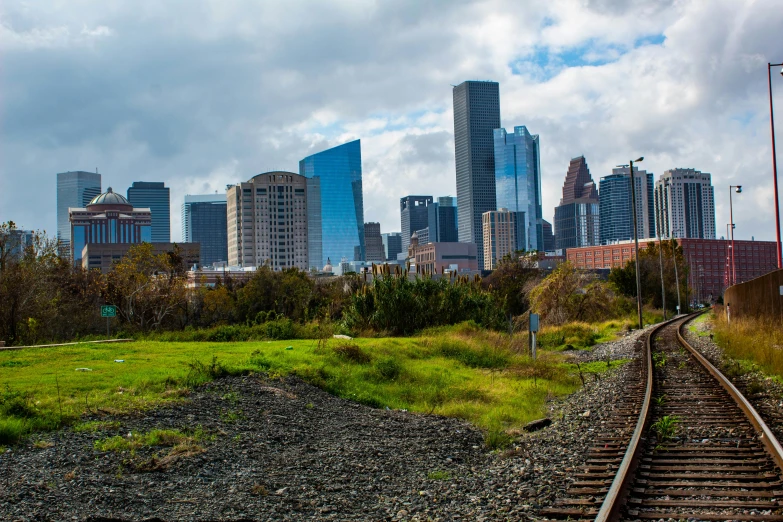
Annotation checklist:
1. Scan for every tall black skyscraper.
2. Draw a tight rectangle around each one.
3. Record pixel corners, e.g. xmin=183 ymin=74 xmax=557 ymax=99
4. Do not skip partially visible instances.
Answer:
xmin=453 ymin=81 xmax=500 ymax=269
xmin=400 ymin=195 xmax=433 ymax=253
xmin=127 ymin=181 xmax=170 ymax=242
xmin=182 ymin=194 xmax=228 ymax=266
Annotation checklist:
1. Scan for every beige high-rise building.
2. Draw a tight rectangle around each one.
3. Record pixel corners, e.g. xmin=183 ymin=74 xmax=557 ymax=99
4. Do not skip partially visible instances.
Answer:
xmin=227 ymin=171 xmax=308 ymax=270
xmin=483 ymin=208 xmax=517 ymax=269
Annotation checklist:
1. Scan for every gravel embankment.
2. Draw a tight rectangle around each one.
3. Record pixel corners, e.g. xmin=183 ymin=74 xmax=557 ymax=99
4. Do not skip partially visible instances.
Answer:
xmin=0 ymin=327 xmax=653 ymax=522
xmin=683 ymin=315 xmax=783 ymax=442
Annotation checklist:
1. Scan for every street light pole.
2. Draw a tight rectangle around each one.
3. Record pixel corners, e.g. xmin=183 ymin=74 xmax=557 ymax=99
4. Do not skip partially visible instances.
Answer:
xmin=729 ymin=185 xmax=742 ymax=286
xmin=620 ymin=157 xmax=645 ymax=329
xmin=768 ymin=62 xmax=783 ymax=269
xmin=658 ymin=231 xmax=666 ymax=320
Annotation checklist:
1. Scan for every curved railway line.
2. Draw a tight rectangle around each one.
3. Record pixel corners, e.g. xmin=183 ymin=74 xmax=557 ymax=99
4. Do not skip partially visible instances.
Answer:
xmin=541 ymin=313 xmax=783 ymax=521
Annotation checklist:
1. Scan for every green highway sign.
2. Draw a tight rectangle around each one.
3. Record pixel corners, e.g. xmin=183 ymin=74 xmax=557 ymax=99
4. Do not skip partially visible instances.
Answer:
xmin=101 ymin=305 xmax=117 ymax=318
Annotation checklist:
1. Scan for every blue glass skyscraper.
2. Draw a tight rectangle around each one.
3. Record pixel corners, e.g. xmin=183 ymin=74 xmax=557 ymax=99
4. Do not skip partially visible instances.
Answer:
xmin=299 ymin=140 xmax=365 ymax=269
xmin=494 ymin=126 xmax=543 ymax=251
xmin=127 ymin=181 xmax=170 ymax=242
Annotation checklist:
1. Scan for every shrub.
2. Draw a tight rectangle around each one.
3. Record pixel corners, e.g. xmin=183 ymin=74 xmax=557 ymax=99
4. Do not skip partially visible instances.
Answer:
xmin=342 ymin=276 xmax=504 ymax=335
xmin=184 ymin=356 xmax=235 ymax=386
xmin=332 ymin=343 xmax=372 ymax=364
xmin=373 ymin=357 xmax=403 ymax=381
xmin=261 ymin=318 xmax=296 ymax=340
xmin=248 ymin=350 xmax=273 ymax=371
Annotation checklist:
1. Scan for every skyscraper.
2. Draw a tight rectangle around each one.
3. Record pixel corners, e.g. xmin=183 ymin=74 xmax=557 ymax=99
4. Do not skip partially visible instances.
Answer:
xmin=483 ymin=208 xmax=517 ymax=270
xmin=542 ymin=219 xmax=556 ymax=251
xmin=56 ymin=171 xmax=101 ymax=257
xmin=654 ymin=168 xmax=716 ymax=239
xmin=364 ymin=222 xmax=385 ymax=262
xmin=299 ymin=140 xmax=365 ymax=268
xmin=226 ymin=171 xmax=308 ymax=270
xmin=182 ymin=194 xmax=228 ymax=266
xmin=554 ymin=156 xmax=600 ymax=249
xmin=494 ymin=126 xmax=543 ymax=251
xmin=400 ymin=195 xmax=433 ymax=252
xmin=599 ymin=167 xmax=655 ymax=244
xmin=453 ymin=80 xmax=501 ymax=269
xmin=381 ymin=232 xmax=402 ymax=261
xmin=127 ymin=182 xmax=170 ymax=242
xmin=427 ymin=196 xmax=459 ymax=243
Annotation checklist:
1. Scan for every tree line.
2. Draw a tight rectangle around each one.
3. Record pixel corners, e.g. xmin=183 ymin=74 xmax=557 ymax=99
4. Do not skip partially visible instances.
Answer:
xmin=0 ymin=222 xmax=691 ymax=346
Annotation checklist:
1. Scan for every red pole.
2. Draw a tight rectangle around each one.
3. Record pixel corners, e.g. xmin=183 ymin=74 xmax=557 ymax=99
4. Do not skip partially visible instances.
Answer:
xmin=769 ymin=63 xmax=783 ymax=269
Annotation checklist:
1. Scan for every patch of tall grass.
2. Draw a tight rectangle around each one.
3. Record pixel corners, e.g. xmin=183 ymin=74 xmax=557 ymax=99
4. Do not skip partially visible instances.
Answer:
xmin=537 ymin=310 xmax=664 ymax=351
xmin=711 ymin=307 xmax=783 ymax=378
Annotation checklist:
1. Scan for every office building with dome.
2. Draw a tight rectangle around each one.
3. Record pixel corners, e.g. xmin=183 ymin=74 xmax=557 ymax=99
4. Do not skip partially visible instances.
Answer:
xmin=68 ymin=187 xmax=152 ymax=266
xmin=68 ymin=187 xmax=200 ymax=272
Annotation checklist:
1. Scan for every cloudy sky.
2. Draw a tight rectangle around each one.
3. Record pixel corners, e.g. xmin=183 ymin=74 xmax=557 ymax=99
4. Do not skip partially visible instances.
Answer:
xmin=1 ymin=0 xmax=782 ymax=243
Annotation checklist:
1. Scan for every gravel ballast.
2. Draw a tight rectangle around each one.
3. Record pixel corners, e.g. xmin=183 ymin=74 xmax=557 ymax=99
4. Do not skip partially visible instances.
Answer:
xmin=0 ymin=328 xmax=654 ymax=521
xmin=683 ymin=314 xmax=783 ymax=443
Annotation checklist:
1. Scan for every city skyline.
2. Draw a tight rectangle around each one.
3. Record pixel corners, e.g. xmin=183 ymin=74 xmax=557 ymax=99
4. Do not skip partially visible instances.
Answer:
xmin=1 ymin=1 xmax=781 ymax=249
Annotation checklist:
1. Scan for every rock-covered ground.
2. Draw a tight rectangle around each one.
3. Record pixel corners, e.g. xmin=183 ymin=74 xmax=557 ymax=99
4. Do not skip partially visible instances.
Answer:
xmin=0 ymin=328 xmax=653 ymax=522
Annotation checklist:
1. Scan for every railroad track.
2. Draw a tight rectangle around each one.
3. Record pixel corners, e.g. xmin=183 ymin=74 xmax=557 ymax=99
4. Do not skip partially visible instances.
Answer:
xmin=541 ymin=313 xmax=783 ymax=521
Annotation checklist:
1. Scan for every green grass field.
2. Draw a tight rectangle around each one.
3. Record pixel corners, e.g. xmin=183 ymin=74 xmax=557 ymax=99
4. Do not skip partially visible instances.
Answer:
xmin=0 ymin=322 xmax=632 ymax=447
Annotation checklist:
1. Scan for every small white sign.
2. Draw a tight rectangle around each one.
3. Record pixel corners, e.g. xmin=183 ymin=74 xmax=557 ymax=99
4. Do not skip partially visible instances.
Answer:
xmin=780 ymin=285 xmax=783 ymax=296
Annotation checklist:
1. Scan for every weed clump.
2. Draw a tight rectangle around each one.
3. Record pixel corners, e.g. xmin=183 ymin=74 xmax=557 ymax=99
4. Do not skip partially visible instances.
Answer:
xmin=373 ymin=357 xmax=403 ymax=381
xmin=427 ymin=470 xmax=451 ymax=480
xmin=651 ymin=415 xmax=679 ymax=442
xmin=0 ymin=386 xmax=64 ymax=445
xmin=484 ymin=427 xmax=512 ymax=450
xmin=184 ymin=356 xmax=236 ymax=387
xmin=332 ymin=343 xmax=372 ymax=364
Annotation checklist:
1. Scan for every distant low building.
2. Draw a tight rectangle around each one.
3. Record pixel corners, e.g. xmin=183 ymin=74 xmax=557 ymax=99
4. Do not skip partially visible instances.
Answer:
xmin=82 ymin=242 xmax=200 ymax=274
xmin=186 ymin=266 xmax=257 ymax=289
xmin=407 ymin=232 xmax=478 ymax=273
xmin=566 ymin=237 xmax=778 ymax=300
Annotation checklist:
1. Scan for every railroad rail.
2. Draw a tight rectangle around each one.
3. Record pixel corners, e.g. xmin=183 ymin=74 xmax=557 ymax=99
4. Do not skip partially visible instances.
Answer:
xmin=541 ymin=313 xmax=783 ymax=521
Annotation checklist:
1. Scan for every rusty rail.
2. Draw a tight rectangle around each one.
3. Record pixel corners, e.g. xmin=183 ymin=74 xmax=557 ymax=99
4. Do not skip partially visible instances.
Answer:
xmin=676 ymin=318 xmax=783 ymax=475
xmin=593 ymin=314 xmax=695 ymax=522
xmin=590 ymin=312 xmax=783 ymax=520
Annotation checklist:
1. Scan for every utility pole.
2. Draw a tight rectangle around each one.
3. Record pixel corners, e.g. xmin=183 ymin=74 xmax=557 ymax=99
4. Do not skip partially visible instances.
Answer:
xmin=627 ymin=158 xmax=644 ymax=329
xmin=658 ymin=233 xmax=666 ymax=320
xmin=672 ymin=238 xmax=681 ymax=315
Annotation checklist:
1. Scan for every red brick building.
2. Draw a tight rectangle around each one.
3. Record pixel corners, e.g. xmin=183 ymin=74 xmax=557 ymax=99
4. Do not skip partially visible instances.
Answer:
xmin=566 ymin=238 xmax=778 ymax=300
